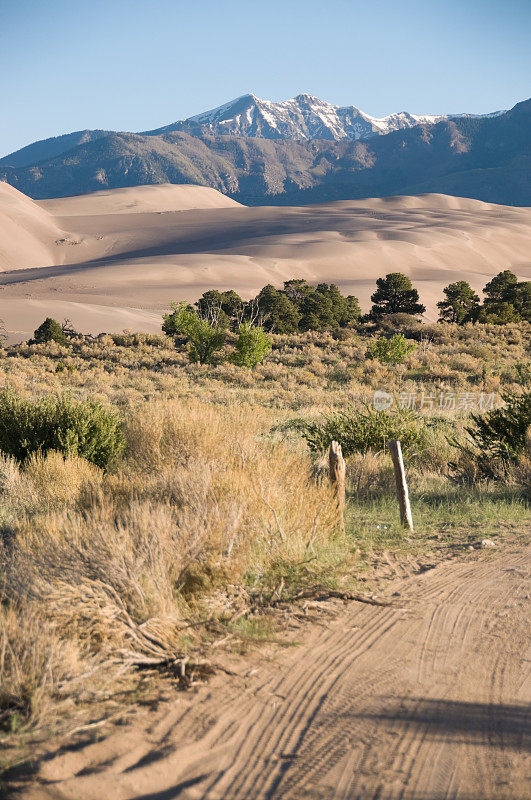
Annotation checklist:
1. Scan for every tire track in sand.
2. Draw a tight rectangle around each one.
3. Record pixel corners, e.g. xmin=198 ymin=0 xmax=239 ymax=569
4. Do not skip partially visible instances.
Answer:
xmin=22 ymin=543 xmax=530 ymax=800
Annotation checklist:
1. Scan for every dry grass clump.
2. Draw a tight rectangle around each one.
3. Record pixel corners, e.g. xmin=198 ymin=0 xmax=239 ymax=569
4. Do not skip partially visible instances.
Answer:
xmin=516 ymin=438 xmax=531 ymax=496
xmin=0 ymin=602 xmax=87 ymax=733
xmin=0 ymin=452 xmax=103 ymax=521
xmin=24 ymin=451 xmax=103 ymax=509
xmin=0 ymin=397 xmax=341 ymax=733
xmin=121 ymin=398 xmax=341 ymax=579
xmin=346 ymin=452 xmax=396 ymax=495
xmin=0 ymin=454 xmax=38 ymax=517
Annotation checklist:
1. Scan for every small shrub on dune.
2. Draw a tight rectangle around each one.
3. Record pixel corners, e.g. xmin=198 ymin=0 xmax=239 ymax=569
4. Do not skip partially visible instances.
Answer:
xmin=0 ymin=391 xmax=124 ymax=469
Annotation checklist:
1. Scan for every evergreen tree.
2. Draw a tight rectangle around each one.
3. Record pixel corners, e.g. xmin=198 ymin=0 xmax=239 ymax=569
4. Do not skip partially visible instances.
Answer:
xmin=32 ymin=318 xmax=67 ymax=345
xmin=299 ymin=290 xmax=335 ymax=331
xmin=283 ymin=279 xmax=313 ymax=304
xmin=315 ymin=283 xmax=361 ymax=327
xmin=474 ymin=270 xmax=530 ymax=324
xmin=254 ymin=285 xmax=301 ymax=333
xmin=476 ymin=301 xmax=522 ymax=325
xmin=483 ymin=270 xmax=518 ymax=304
xmin=344 ymin=295 xmax=362 ymax=325
xmin=369 ymin=273 xmax=425 ymax=319
xmin=195 ymin=289 xmax=224 ymax=315
xmin=437 ymin=281 xmax=480 ymax=323
xmin=510 ymin=281 xmax=531 ymax=322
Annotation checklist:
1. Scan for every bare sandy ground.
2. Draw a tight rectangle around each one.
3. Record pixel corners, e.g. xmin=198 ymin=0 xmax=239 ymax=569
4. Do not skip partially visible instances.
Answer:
xmin=1 ymin=181 xmax=530 ymax=340
xmin=17 ymin=543 xmax=530 ymax=800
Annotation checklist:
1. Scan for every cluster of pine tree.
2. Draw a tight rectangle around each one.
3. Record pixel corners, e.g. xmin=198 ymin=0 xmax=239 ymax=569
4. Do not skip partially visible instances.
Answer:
xmin=187 ymin=270 xmax=529 ymax=333
xmin=438 ymin=270 xmax=530 ymax=324
xmin=188 ymin=280 xmax=362 ymax=334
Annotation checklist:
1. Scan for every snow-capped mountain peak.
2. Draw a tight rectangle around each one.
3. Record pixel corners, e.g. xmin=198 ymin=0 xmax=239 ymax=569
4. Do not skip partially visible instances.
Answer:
xmin=150 ymin=94 xmax=505 ymax=142
xmin=180 ymin=94 xmax=451 ymax=141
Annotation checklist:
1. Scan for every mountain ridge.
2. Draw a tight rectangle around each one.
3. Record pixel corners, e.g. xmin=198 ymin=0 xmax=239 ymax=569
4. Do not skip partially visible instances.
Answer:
xmin=1 ymin=92 xmax=506 ymax=169
xmin=0 ymin=96 xmax=528 ymax=207
xmin=0 ymin=129 xmax=113 ymax=169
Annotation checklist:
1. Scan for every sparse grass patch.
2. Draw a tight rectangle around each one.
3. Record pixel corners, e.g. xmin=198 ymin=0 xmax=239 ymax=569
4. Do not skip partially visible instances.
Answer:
xmin=346 ymin=481 xmax=529 ymax=559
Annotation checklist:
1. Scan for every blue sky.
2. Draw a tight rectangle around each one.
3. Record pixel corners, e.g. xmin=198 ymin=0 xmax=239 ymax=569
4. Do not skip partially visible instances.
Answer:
xmin=1 ymin=0 xmax=530 ymax=157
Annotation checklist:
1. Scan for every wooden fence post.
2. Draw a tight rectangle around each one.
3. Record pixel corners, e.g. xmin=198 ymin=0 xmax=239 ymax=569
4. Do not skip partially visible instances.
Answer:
xmin=387 ymin=440 xmax=414 ymax=533
xmin=329 ymin=440 xmax=346 ymax=533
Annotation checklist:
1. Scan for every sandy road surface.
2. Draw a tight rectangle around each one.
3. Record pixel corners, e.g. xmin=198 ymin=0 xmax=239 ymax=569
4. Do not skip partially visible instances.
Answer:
xmin=21 ymin=544 xmax=530 ymax=800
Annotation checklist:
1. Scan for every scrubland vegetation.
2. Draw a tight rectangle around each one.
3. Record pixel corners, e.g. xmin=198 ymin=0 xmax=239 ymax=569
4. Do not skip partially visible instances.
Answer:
xmin=0 ymin=297 xmax=529 ymax=749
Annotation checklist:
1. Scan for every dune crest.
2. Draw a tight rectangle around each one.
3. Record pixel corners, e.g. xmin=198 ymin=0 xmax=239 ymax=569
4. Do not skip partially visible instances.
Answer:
xmin=40 ymin=183 xmax=242 ymax=216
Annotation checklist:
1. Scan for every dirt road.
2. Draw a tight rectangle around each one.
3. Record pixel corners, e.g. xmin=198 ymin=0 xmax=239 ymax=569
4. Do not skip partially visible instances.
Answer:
xmin=23 ymin=544 xmax=530 ymax=800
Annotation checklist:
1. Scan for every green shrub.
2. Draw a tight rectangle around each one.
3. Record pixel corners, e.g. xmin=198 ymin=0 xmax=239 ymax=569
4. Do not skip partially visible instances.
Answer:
xmin=452 ymin=390 xmax=531 ymax=480
xmin=162 ymin=303 xmax=226 ymax=365
xmin=231 ymin=322 xmax=272 ymax=368
xmin=31 ymin=318 xmax=67 ymax=345
xmin=0 ymin=392 xmax=125 ymax=469
xmin=365 ymin=333 xmax=415 ymax=364
xmin=283 ymin=404 xmax=432 ymax=458
xmin=55 ymin=361 xmax=76 ymax=374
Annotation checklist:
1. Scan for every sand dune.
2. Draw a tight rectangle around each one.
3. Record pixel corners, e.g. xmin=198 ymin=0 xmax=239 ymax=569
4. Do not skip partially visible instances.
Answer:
xmin=0 ymin=182 xmax=61 ymax=269
xmin=0 ymin=182 xmax=530 ymax=340
xmin=39 ymin=183 xmax=242 ymax=216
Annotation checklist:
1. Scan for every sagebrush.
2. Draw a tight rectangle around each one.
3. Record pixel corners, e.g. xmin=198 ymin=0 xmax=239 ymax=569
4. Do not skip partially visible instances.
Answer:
xmin=0 ymin=391 xmax=125 ymax=468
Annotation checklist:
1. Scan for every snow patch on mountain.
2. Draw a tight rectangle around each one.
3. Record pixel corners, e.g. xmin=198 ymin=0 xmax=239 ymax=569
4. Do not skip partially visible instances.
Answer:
xmin=173 ymin=93 xmax=504 ymax=142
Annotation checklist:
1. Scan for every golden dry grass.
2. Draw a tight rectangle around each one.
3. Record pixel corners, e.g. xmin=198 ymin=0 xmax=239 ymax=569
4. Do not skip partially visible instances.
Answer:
xmin=0 ymin=322 xmax=529 ymax=738
xmin=0 ymin=397 xmax=342 ymax=734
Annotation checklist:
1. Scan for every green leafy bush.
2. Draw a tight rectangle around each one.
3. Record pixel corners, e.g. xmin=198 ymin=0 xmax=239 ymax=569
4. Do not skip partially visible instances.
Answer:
xmin=452 ymin=390 xmax=531 ymax=480
xmin=163 ymin=302 xmax=226 ymax=364
xmin=0 ymin=392 xmax=125 ymax=469
xmin=365 ymin=333 xmax=415 ymax=364
xmin=231 ymin=322 xmax=272 ymax=368
xmin=284 ymin=404 xmax=432 ymax=458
